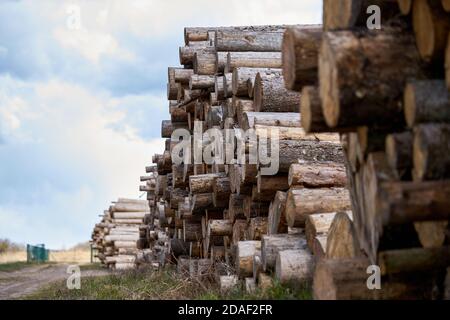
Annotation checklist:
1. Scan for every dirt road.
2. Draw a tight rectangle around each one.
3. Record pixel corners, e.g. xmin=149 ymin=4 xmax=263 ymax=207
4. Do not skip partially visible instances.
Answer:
xmin=0 ymin=264 xmax=109 ymax=299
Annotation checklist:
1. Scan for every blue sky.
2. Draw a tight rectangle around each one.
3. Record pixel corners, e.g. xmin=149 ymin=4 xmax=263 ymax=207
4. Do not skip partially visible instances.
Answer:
xmin=0 ymin=0 xmax=322 ymax=249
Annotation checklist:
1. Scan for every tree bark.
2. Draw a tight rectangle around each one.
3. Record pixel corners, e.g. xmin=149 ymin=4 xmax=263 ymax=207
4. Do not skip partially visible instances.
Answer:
xmin=248 ymin=217 xmax=268 ymax=240
xmin=286 ymin=187 xmax=351 ymax=227
xmin=413 ymin=123 xmax=450 ymax=180
xmin=319 ymin=29 xmax=425 ymax=129
xmin=189 ymin=74 xmax=215 ymax=90
xmin=226 ymin=52 xmax=282 ymax=73
xmin=267 ymin=191 xmax=288 ymax=235
xmin=412 ymin=0 xmax=450 ymax=63
xmin=232 ymin=67 xmax=281 ymax=97
xmin=385 ymin=131 xmax=413 ymax=180
xmin=288 ymin=162 xmax=347 ymax=188
xmin=254 ymin=73 xmax=300 ymax=112
xmin=261 ymin=234 xmax=308 ymax=271
xmin=404 ymin=80 xmax=450 ymax=127
xmin=237 ymin=241 xmax=261 ymax=278
xmin=282 ymin=26 xmax=322 ymax=91
xmin=326 ymin=211 xmax=361 ymax=259
xmin=215 ymin=30 xmax=284 ymax=52
xmin=194 ymin=51 xmax=217 ymax=75
xmin=189 ymin=173 xmax=226 ymax=194
xmin=275 ymin=249 xmax=314 ymax=285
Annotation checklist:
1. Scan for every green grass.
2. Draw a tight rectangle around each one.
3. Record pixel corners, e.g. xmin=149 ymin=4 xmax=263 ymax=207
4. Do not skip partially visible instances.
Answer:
xmin=24 ymin=266 xmax=312 ymax=300
xmin=0 ymin=261 xmax=37 ymax=272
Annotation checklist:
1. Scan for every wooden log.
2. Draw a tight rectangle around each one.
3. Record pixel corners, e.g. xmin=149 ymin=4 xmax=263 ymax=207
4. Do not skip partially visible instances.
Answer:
xmin=170 ymin=239 xmax=189 ymax=257
xmin=112 ymin=211 xmax=148 ymax=219
xmin=413 ymin=123 xmax=450 ymax=180
xmin=313 ymin=235 xmax=327 ymax=259
xmin=223 ymin=73 xmax=233 ymax=98
xmin=194 ymin=51 xmax=217 ymax=75
xmin=189 ymin=74 xmax=215 ymax=90
xmin=228 ymin=194 xmax=246 ymax=221
xmin=210 ymin=245 xmax=226 ymax=262
xmin=232 ymin=67 xmax=282 ymax=97
xmin=192 ymin=193 xmax=213 ymax=213
xmin=248 ymin=217 xmax=268 ymax=240
xmin=232 ymin=219 xmax=248 ymax=244
xmin=207 ymin=219 xmax=233 ymax=237
xmin=237 ymin=241 xmax=261 ymax=278
xmin=212 ymin=177 xmax=231 ymax=207
xmin=105 ymin=234 xmax=140 ymax=242
xmin=267 ymin=191 xmax=288 ymax=235
xmin=161 ymin=120 xmax=189 ymax=138
xmin=259 ymin=140 xmax=344 ymax=173
xmin=313 ymin=257 xmax=437 ymax=300
xmin=275 ymin=249 xmax=314 ymax=285
xmin=215 ymin=52 xmax=227 ymax=74
xmin=404 ymin=80 xmax=450 ymax=127
xmin=189 ymin=173 xmax=226 ymax=194
xmin=288 ymin=162 xmax=347 ymax=188
xmin=243 ymin=199 xmax=270 ymax=219
xmin=385 ymin=131 xmax=413 ymax=180
xmin=398 ymin=0 xmax=412 ymax=14
xmin=282 ymin=26 xmax=322 ymax=91
xmin=174 ymin=68 xmax=194 ymax=84
xmin=114 ymin=240 xmax=139 ymax=248
xmin=305 ymin=212 xmax=340 ymax=251
xmin=257 ymin=174 xmax=289 ymax=194
xmin=323 ymin=0 xmax=400 ymax=30
xmin=110 ymin=202 xmax=148 ymax=212
xmin=179 ymin=46 xmax=215 ymax=65
xmin=226 ymin=52 xmax=282 ymax=73
xmin=319 ymin=29 xmax=425 ymax=129
xmin=285 ymin=188 xmax=351 ymax=227
xmin=183 ymin=219 xmax=202 ymax=242
xmin=254 ymin=73 xmax=300 ymax=112
xmin=215 ymin=30 xmax=284 ymax=52
xmin=412 ymin=0 xmax=450 ymax=63
xmin=170 ymin=106 xmax=189 ymax=123
xmin=378 ymin=246 xmax=450 ymax=276
xmin=261 ymin=234 xmax=308 ymax=271
xmin=241 ymin=111 xmax=300 ymax=130
xmin=326 ymin=211 xmax=361 ymax=259
xmin=414 ymin=221 xmax=448 ymax=248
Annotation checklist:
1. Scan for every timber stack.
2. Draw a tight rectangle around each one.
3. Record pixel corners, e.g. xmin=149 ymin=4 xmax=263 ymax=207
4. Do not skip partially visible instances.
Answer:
xmin=302 ymin=0 xmax=450 ymax=299
xmin=91 ymin=198 xmax=152 ymax=270
xmin=138 ymin=21 xmax=357 ymax=293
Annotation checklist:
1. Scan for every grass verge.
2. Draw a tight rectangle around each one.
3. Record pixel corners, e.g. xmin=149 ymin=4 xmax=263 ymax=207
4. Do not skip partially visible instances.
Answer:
xmin=0 ymin=261 xmax=44 ymax=272
xmin=25 ymin=265 xmax=312 ymax=300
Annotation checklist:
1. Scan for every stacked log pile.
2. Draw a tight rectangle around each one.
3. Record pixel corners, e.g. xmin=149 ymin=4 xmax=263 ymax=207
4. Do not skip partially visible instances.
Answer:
xmin=299 ymin=0 xmax=450 ymax=299
xmin=136 ymin=22 xmax=360 ymax=292
xmin=91 ymin=198 xmax=151 ymax=270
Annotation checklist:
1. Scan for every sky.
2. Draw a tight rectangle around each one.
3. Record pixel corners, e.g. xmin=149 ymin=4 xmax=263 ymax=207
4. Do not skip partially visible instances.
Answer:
xmin=0 ymin=0 xmax=322 ymax=249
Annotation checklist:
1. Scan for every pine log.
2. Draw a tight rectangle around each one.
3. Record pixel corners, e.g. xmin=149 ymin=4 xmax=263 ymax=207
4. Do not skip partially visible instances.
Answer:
xmin=412 ymin=0 xmax=450 ymax=63
xmin=215 ymin=30 xmax=284 ymax=52
xmin=179 ymin=46 xmax=215 ymax=65
xmin=313 ymin=257 xmax=437 ymax=300
xmin=259 ymin=140 xmax=344 ymax=174
xmin=313 ymin=235 xmax=327 ymax=259
xmin=241 ymin=111 xmax=300 ymax=130
xmin=326 ymin=211 xmax=361 ymax=259
xmin=385 ymin=131 xmax=413 ymax=180
xmin=323 ymin=0 xmax=400 ymax=30
xmin=267 ymin=191 xmax=288 ymax=235
xmin=208 ymin=219 xmax=233 ymax=237
xmin=404 ymin=80 xmax=450 ymax=127
xmin=305 ymin=212 xmax=338 ymax=250
xmin=233 ymin=220 xmax=248 ymax=244
xmin=223 ymin=73 xmax=233 ymax=98
xmin=243 ymin=199 xmax=270 ymax=219
xmin=414 ymin=221 xmax=448 ymax=248
xmin=161 ymin=120 xmax=189 ymax=138
xmin=257 ymin=174 xmax=289 ymax=194
xmin=192 ymin=193 xmax=214 ymax=213
xmin=189 ymin=173 xmax=226 ymax=194
xmin=413 ymin=123 xmax=450 ymax=180
xmin=170 ymin=106 xmax=189 ymax=123
xmin=248 ymin=217 xmax=268 ymax=240
xmin=174 ymin=68 xmax=194 ymax=84
xmin=285 ymin=188 xmax=351 ymax=227
xmin=275 ymin=249 xmax=314 ymax=285
xmin=110 ymin=202 xmax=149 ymax=212
xmin=237 ymin=241 xmax=261 ymax=278
xmin=319 ymin=29 xmax=425 ymax=129
xmin=282 ymin=26 xmax=322 ymax=90
xmin=226 ymin=52 xmax=282 ymax=73
xmin=232 ymin=67 xmax=281 ymax=97
xmin=228 ymin=194 xmax=246 ymax=221
xmin=261 ymin=234 xmax=308 ymax=271
xmin=398 ymin=0 xmax=412 ymax=14
xmin=189 ymin=74 xmax=215 ymax=90
xmin=254 ymin=73 xmax=300 ymax=112
xmin=212 ymin=177 xmax=231 ymax=207
xmin=183 ymin=220 xmax=202 ymax=242
xmin=288 ymin=162 xmax=347 ymax=188
xmin=194 ymin=51 xmax=217 ymax=75
xmin=379 ymin=246 xmax=450 ymax=276
xmin=300 ymin=86 xmax=338 ymax=133
xmin=215 ymin=52 xmax=227 ymax=73
xmin=112 ymin=212 xmax=148 ymax=219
